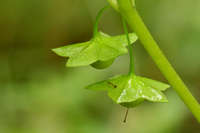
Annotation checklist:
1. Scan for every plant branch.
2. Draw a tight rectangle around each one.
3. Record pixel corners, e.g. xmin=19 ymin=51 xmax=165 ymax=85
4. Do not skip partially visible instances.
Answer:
xmin=122 ymin=17 xmax=135 ymax=75
xmin=108 ymin=0 xmax=200 ymax=122
xmin=93 ymin=6 xmax=109 ymax=37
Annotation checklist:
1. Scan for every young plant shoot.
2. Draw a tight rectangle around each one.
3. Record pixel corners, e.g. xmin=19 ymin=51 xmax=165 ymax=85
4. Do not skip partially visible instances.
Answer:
xmin=86 ymin=18 xmax=169 ymax=122
xmin=52 ymin=0 xmax=200 ymax=123
xmin=52 ymin=6 xmax=137 ymax=69
xmin=110 ymin=0 xmax=200 ymax=122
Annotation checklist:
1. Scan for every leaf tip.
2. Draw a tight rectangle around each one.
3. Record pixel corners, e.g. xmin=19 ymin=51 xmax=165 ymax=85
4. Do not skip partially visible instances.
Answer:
xmin=51 ymin=47 xmax=63 ymax=56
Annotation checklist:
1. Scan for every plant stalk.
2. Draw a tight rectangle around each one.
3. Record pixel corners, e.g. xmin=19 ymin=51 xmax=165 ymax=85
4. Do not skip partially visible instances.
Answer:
xmin=111 ymin=0 xmax=200 ymax=122
xmin=122 ymin=17 xmax=135 ymax=75
xmin=93 ymin=6 xmax=109 ymax=37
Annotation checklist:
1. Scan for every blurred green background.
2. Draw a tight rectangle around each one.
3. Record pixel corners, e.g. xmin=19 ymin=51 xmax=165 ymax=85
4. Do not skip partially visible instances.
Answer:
xmin=0 ymin=0 xmax=200 ymax=132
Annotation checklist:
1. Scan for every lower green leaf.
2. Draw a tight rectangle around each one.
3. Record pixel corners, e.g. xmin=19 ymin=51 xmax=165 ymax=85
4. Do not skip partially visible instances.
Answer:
xmin=86 ymin=74 xmax=169 ymax=108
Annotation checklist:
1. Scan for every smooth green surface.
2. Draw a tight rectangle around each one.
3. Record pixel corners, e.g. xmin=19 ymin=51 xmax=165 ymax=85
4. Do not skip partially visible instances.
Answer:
xmin=122 ymin=17 xmax=135 ymax=74
xmin=90 ymin=6 xmax=114 ymax=69
xmin=114 ymin=0 xmax=200 ymax=122
xmin=1 ymin=0 xmax=200 ymax=131
xmin=52 ymin=31 xmax=137 ymax=67
xmin=107 ymin=0 xmax=135 ymax=11
xmin=93 ymin=6 xmax=109 ymax=36
xmin=91 ymin=58 xmax=115 ymax=69
xmin=107 ymin=0 xmax=119 ymax=11
xmin=86 ymin=74 xmax=169 ymax=108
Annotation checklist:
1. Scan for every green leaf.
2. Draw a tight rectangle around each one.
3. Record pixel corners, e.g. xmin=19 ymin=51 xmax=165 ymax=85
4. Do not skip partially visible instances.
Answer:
xmin=137 ymin=76 xmax=170 ymax=91
xmin=52 ymin=32 xmax=137 ymax=67
xmin=91 ymin=58 xmax=115 ymax=69
xmin=86 ymin=74 xmax=169 ymax=108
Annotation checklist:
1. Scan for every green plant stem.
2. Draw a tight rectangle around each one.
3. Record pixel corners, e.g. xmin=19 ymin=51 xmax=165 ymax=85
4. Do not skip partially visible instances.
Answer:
xmin=114 ymin=0 xmax=200 ymax=122
xmin=107 ymin=0 xmax=119 ymax=11
xmin=122 ymin=17 xmax=135 ymax=75
xmin=93 ymin=6 xmax=109 ymax=37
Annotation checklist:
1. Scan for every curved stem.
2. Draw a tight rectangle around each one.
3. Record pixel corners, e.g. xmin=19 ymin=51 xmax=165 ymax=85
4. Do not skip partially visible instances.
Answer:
xmin=114 ymin=0 xmax=200 ymax=123
xmin=122 ymin=17 xmax=135 ymax=75
xmin=93 ymin=6 xmax=109 ymax=37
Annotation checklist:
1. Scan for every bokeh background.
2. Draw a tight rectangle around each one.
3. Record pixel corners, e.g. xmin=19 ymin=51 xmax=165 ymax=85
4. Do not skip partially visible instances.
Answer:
xmin=0 ymin=0 xmax=200 ymax=132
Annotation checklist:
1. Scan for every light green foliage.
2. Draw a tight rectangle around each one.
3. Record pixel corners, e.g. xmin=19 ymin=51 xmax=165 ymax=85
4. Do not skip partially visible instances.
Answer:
xmin=91 ymin=58 xmax=115 ymax=69
xmin=86 ymin=74 xmax=169 ymax=108
xmin=116 ymin=0 xmax=200 ymax=122
xmin=52 ymin=5 xmax=170 ymax=109
xmin=52 ymin=31 xmax=137 ymax=67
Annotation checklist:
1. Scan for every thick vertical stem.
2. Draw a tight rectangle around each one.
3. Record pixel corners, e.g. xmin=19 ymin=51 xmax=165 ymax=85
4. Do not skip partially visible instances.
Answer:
xmin=115 ymin=0 xmax=200 ymax=122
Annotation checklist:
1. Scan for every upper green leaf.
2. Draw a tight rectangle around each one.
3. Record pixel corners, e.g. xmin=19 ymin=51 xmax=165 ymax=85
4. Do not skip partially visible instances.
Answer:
xmin=86 ymin=74 xmax=169 ymax=107
xmin=52 ymin=32 xmax=137 ymax=67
